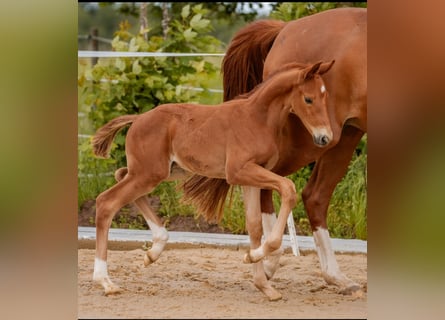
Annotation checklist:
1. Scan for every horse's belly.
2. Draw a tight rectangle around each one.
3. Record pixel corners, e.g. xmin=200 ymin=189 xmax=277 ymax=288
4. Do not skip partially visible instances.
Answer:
xmin=171 ymin=153 xmax=226 ymax=179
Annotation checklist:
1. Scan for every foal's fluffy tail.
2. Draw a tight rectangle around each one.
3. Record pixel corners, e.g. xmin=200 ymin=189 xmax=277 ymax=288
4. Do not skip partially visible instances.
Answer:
xmin=92 ymin=115 xmax=139 ymax=158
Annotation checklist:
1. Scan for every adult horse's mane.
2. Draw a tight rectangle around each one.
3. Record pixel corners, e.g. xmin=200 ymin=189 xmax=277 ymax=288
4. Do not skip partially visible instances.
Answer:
xmin=222 ymin=19 xmax=287 ymax=102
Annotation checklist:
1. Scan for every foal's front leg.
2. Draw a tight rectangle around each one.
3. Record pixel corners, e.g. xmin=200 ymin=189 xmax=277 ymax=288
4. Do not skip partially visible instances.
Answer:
xmin=258 ymin=190 xmax=284 ymax=280
xmin=228 ymin=163 xmax=297 ymax=263
xmin=262 ymin=210 xmax=284 ymax=279
xmin=245 ymin=182 xmax=296 ymax=264
xmin=242 ymin=186 xmax=282 ymax=301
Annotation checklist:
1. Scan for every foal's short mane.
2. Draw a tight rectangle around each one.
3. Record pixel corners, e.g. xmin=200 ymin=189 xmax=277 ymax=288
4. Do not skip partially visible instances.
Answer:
xmin=234 ymin=62 xmax=307 ymax=100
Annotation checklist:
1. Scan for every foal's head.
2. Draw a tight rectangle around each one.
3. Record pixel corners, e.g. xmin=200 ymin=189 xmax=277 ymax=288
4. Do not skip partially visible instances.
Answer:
xmin=286 ymin=60 xmax=335 ymax=147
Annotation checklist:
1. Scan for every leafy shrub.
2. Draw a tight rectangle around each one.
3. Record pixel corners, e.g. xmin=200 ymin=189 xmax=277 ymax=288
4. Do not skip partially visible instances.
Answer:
xmin=78 ymin=4 xmax=223 ymax=215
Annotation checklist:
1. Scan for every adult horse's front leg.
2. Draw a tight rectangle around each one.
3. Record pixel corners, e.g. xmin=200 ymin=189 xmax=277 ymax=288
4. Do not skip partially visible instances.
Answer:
xmin=242 ymin=186 xmax=282 ymax=301
xmin=303 ymin=126 xmax=364 ymax=294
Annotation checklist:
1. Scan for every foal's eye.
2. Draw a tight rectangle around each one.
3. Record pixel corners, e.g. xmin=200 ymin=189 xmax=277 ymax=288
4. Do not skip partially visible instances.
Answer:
xmin=304 ymin=96 xmax=313 ymax=105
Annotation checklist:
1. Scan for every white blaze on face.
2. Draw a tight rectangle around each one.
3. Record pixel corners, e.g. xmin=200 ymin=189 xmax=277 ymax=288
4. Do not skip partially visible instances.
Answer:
xmin=321 ymin=85 xmax=326 ymax=93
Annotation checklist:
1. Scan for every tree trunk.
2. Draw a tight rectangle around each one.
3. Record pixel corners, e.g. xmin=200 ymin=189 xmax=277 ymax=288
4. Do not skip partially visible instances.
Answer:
xmin=139 ymin=3 xmax=148 ymax=40
xmin=161 ymin=2 xmax=170 ymax=40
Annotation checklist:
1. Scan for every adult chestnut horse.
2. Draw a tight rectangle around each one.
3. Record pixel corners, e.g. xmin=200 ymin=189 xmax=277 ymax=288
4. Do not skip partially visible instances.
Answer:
xmin=92 ymin=61 xmax=335 ymax=298
xmin=183 ymin=7 xmax=367 ymax=296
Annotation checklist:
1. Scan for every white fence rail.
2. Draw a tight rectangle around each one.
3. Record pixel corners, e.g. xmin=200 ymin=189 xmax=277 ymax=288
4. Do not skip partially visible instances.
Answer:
xmin=78 ymin=50 xmax=225 ymax=58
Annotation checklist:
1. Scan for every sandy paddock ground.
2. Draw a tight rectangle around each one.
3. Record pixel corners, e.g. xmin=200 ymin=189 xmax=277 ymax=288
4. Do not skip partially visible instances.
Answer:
xmin=78 ymin=246 xmax=367 ymax=319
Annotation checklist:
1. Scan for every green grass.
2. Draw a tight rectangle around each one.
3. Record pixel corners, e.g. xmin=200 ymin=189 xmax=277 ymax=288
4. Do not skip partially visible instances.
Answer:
xmin=220 ymin=186 xmax=246 ymax=234
xmin=328 ymin=151 xmax=367 ymax=239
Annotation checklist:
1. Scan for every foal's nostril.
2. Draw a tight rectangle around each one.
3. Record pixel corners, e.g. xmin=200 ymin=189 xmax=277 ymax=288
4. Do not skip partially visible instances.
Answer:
xmin=321 ymin=135 xmax=329 ymax=145
xmin=314 ymin=135 xmax=330 ymax=146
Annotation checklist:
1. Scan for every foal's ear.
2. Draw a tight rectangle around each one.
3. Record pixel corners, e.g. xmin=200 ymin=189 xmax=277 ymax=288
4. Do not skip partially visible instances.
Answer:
xmin=303 ymin=60 xmax=335 ymax=79
xmin=317 ymin=60 xmax=335 ymax=75
xmin=303 ymin=61 xmax=323 ymax=80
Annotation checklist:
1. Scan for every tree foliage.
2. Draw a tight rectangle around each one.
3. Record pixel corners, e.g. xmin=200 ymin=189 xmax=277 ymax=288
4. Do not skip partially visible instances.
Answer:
xmin=78 ymin=2 xmax=271 ymax=48
xmin=79 ymin=4 xmax=222 ymax=168
xmin=270 ymin=2 xmax=367 ymax=21
xmin=97 ymin=2 xmax=266 ymax=22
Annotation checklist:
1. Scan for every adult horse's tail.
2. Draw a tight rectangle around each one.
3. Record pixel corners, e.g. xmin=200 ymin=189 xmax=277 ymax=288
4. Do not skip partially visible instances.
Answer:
xmin=92 ymin=115 xmax=138 ymax=158
xmin=182 ymin=19 xmax=286 ymax=224
xmin=180 ymin=175 xmax=233 ymax=224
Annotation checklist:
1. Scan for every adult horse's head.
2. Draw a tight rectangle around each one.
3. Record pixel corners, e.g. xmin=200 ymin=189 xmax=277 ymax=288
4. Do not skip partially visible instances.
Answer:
xmin=288 ymin=60 xmax=335 ymax=147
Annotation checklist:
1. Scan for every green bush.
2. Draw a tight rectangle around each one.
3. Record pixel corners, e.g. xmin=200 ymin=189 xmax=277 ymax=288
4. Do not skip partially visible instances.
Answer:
xmin=328 ymin=137 xmax=367 ymax=239
xmin=78 ymin=4 xmax=223 ymax=217
xmin=270 ymin=2 xmax=367 ymax=21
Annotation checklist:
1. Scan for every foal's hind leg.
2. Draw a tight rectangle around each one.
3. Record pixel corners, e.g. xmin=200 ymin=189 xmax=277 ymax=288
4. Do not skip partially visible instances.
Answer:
xmin=93 ymin=170 xmax=164 ymax=295
xmin=114 ymin=168 xmax=169 ymax=266
xmin=303 ymin=126 xmax=364 ymax=294
xmin=242 ymin=186 xmax=282 ymax=301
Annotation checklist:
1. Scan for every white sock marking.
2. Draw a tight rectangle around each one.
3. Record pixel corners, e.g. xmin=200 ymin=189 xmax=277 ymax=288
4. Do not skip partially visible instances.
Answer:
xmin=93 ymin=257 xmax=108 ymax=280
xmin=145 ymin=218 xmax=169 ymax=260
xmin=262 ymin=212 xmax=277 ymax=238
xmin=313 ymin=227 xmax=340 ymax=275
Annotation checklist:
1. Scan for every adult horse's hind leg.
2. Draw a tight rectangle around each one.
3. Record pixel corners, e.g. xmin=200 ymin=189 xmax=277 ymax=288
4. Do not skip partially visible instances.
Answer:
xmin=303 ymin=126 xmax=364 ymax=294
xmin=114 ymin=168 xmax=169 ymax=266
xmin=93 ymin=169 xmax=165 ymax=295
xmin=242 ymin=186 xmax=282 ymax=301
